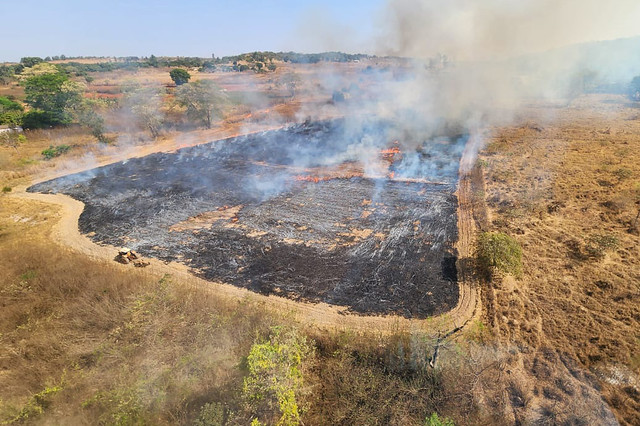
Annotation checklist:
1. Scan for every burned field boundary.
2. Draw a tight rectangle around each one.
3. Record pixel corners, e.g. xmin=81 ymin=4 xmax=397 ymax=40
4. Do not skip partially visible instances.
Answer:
xmin=29 ymin=119 xmax=466 ymax=318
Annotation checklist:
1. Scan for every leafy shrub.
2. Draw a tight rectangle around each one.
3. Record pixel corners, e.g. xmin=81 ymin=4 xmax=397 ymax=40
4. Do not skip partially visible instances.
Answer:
xmin=169 ymin=68 xmax=191 ymax=86
xmin=42 ymin=144 xmax=71 ymax=160
xmin=194 ymin=402 xmax=226 ymax=426
xmin=22 ymin=110 xmax=59 ymax=129
xmin=425 ymin=412 xmax=455 ymax=426
xmin=243 ymin=327 xmax=312 ymax=425
xmin=476 ymin=232 xmax=523 ymax=278
xmin=2 ymin=186 xmax=11 ymax=193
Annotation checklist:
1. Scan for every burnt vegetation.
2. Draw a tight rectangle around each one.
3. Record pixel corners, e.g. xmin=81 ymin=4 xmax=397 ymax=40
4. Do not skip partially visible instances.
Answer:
xmin=29 ymin=119 xmax=465 ymax=318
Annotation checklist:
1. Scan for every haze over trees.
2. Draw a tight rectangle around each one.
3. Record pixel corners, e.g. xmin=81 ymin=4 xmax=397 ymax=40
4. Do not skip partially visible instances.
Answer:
xmin=175 ymin=80 xmax=227 ymax=129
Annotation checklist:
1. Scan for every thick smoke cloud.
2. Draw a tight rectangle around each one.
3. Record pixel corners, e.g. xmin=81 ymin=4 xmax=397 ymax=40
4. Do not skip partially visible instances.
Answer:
xmin=379 ymin=0 xmax=640 ymax=60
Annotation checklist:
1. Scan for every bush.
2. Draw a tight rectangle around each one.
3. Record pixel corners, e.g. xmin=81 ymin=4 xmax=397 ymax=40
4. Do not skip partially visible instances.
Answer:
xmin=42 ymin=144 xmax=71 ymax=160
xmin=425 ymin=412 xmax=455 ymax=426
xmin=476 ymin=232 xmax=523 ymax=278
xmin=628 ymin=76 xmax=640 ymax=101
xmin=2 ymin=186 xmax=11 ymax=193
xmin=169 ymin=68 xmax=191 ymax=86
xmin=22 ymin=110 xmax=59 ymax=129
xmin=243 ymin=327 xmax=312 ymax=425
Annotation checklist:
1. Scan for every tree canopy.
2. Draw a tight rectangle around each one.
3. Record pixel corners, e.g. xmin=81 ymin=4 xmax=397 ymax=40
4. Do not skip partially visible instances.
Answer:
xmin=21 ymin=70 xmax=84 ymax=126
xmin=169 ymin=68 xmax=191 ymax=86
xmin=175 ymin=80 xmax=227 ymax=129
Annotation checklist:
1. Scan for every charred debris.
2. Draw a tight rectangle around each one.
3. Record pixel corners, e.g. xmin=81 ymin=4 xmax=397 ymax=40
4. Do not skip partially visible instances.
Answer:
xmin=29 ymin=119 xmax=467 ymax=318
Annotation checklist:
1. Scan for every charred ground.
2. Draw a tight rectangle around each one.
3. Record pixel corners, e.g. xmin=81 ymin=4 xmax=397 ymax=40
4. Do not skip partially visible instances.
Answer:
xmin=29 ymin=119 xmax=464 ymax=318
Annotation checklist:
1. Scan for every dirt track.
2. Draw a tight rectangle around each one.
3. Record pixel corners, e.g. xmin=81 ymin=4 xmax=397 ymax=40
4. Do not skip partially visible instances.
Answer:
xmin=13 ymin=129 xmax=479 ymax=336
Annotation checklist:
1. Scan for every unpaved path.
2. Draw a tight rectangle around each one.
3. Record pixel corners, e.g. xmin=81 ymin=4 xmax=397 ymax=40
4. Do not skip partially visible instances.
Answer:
xmin=13 ymin=129 xmax=479 ymax=335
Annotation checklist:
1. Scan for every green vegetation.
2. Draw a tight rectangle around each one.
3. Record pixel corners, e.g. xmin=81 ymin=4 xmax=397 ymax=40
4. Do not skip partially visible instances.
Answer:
xmin=425 ymin=412 xmax=455 ymax=426
xmin=476 ymin=232 xmax=523 ymax=278
xmin=41 ymin=144 xmax=71 ymax=159
xmin=169 ymin=68 xmax=191 ymax=86
xmin=243 ymin=327 xmax=311 ymax=425
xmin=3 ymin=384 xmax=63 ymax=423
xmin=21 ymin=67 xmax=84 ymax=127
xmin=0 ymin=97 xmax=24 ymax=126
xmin=127 ymin=87 xmax=165 ymax=138
xmin=2 ymin=186 xmax=11 ymax=193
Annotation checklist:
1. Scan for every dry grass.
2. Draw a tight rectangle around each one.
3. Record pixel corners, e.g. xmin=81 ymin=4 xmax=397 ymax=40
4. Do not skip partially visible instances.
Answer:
xmin=480 ymin=94 xmax=640 ymax=425
xmin=0 ymin=197 xmax=282 ymax=424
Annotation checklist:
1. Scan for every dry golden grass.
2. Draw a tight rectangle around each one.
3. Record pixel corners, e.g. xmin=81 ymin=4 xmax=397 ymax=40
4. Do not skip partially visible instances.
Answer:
xmin=0 ymin=197 xmax=284 ymax=424
xmin=480 ymin=94 xmax=640 ymax=425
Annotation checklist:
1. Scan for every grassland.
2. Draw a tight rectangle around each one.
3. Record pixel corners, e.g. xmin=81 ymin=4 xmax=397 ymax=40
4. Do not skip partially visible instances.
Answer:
xmin=1 ymin=62 xmax=639 ymax=424
xmin=479 ymin=95 xmax=640 ymax=425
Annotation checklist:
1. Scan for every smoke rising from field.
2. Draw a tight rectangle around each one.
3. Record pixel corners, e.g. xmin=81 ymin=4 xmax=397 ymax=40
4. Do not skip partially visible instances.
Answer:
xmin=291 ymin=0 xmax=640 ymax=175
xmin=380 ymin=0 xmax=640 ymax=61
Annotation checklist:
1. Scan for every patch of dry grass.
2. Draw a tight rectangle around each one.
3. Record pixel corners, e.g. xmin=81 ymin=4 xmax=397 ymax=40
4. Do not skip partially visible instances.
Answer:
xmin=480 ymin=94 xmax=640 ymax=425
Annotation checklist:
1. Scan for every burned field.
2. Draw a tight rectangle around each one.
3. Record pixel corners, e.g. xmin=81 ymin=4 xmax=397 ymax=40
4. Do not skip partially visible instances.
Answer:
xmin=29 ymin=119 xmax=465 ymax=318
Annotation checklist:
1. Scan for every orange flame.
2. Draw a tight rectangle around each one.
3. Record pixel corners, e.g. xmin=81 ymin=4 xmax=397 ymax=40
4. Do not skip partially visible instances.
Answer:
xmin=294 ymin=175 xmax=330 ymax=183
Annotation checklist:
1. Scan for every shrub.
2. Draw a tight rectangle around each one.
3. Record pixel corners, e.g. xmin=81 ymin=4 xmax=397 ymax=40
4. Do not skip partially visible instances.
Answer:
xmin=2 ymin=186 xmax=11 ymax=193
xmin=194 ymin=402 xmax=226 ymax=426
xmin=22 ymin=110 xmax=59 ymax=129
xmin=628 ymin=76 xmax=640 ymax=101
xmin=613 ymin=167 xmax=633 ymax=181
xmin=243 ymin=327 xmax=312 ymax=425
xmin=425 ymin=412 xmax=455 ymax=426
xmin=476 ymin=232 xmax=523 ymax=278
xmin=42 ymin=144 xmax=71 ymax=160
xmin=169 ymin=68 xmax=191 ymax=86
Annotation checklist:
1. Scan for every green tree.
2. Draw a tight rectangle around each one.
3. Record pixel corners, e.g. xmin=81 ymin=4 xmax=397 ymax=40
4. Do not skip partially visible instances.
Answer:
xmin=75 ymin=101 xmax=108 ymax=143
xmin=22 ymin=70 xmax=84 ymax=126
xmin=0 ymin=96 xmax=24 ymax=126
xmin=169 ymin=68 xmax=191 ymax=85
xmin=20 ymin=57 xmax=44 ymax=68
xmin=147 ymin=54 xmax=159 ymax=67
xmin=175 ymin=80 xmax=227 ymax=129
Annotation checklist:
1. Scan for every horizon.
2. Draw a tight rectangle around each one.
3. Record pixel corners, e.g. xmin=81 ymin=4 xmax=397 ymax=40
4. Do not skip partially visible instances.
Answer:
xmin=2 ymin=0 xmax=640 ymax=63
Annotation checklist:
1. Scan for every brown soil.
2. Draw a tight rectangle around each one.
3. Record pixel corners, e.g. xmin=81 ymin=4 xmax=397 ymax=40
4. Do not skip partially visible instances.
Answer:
xmin=479 ymin=94 xmax=640 ymax=425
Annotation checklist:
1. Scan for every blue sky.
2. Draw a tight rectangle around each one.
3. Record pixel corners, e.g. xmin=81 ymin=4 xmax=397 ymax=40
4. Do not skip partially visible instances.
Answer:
xmin=1 ymin=0 xmax=385 ymax=61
